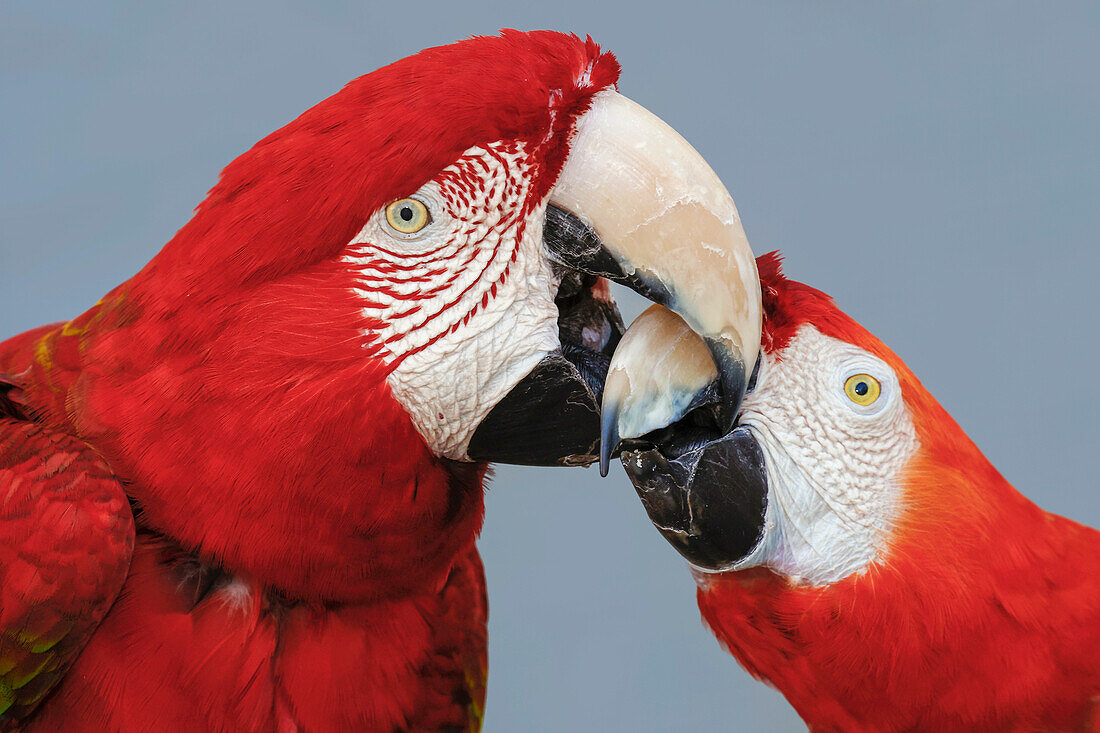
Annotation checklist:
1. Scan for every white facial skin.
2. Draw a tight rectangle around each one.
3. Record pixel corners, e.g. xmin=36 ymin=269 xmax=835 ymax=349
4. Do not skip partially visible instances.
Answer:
xmin=343 ymin=141 xmax=561 ymax=459
xmin=726 ymin=325 xmax=919 ymax=586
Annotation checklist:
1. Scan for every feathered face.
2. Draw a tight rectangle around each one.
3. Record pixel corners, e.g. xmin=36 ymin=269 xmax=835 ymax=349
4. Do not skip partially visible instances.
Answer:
xmin=343 ymin=139 xmax=579 ymax=459
xmin=606 ymin=254 xmax=937 ymax=585
xmin=126 ymin=31 xmax=762 ymax=468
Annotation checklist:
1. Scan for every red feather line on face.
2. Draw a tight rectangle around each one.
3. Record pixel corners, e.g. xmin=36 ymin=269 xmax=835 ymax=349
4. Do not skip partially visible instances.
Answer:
xmin=346 ymin=142 xmax=535 ymax=368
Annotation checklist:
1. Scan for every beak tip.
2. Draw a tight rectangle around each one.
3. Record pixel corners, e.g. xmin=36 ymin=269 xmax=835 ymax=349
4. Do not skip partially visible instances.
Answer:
xmin=598 ymin=402 xmax=620 ymax=478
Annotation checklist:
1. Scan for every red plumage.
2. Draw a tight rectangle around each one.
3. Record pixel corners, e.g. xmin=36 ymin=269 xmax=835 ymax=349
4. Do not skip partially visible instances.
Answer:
xmin=698 ymin=253 xmax=1100 ymax=731
xmin=0 ymin=31 xmax=618 ymax=730
xmin=0 ymin=382 xmax=132 ymax=726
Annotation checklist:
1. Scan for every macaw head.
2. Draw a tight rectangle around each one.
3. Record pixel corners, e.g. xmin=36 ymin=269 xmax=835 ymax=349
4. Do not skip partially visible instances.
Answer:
xmin=604 ymin=252 xmax=1007 ymax=585
xmin=105 ymin=30 xmax=760 ymax=468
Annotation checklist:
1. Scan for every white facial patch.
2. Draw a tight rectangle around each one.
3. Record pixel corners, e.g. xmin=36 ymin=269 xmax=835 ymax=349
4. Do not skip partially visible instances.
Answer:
xmin=731 ymin=325 xmax=918 ymax=585
xmin=344 ymin=141 xmax=561 ymax=459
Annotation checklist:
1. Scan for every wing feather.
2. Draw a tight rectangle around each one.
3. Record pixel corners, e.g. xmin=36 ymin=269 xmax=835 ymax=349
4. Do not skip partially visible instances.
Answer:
xmin=0 ymin=385 xmax=133 ymax=724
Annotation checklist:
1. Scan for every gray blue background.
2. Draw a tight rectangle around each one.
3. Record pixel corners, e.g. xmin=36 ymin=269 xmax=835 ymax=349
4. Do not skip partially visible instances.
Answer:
xmin=2 ymin=3 xmax=1097 ymax=730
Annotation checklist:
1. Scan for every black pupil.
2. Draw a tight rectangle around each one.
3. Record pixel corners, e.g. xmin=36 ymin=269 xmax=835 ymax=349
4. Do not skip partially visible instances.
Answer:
xmin=854 ymin=381 xmax=869 ymax=396
xmin=400 ymin=205 xmax=414 ymax=222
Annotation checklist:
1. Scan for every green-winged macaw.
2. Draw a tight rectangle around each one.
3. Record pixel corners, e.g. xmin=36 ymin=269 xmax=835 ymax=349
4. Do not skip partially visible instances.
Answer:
xmin=0 ymin=30 xmax=763 ymax=731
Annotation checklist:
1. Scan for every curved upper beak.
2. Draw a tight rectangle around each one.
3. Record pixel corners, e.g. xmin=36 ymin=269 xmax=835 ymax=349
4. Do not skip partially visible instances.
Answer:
xmin=552 ymin=91 xmax=761 ymax=472
xmin=468 ymin=90 xmax=761 ymax=467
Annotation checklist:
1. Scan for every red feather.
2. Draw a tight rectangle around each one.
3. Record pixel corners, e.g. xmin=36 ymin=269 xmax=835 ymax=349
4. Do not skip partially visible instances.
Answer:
xmin=0 ymin=389 xmax=133 ymax=726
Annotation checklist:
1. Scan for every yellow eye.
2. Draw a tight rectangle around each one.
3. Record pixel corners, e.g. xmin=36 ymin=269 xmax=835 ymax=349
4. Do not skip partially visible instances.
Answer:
xmin=385 ymin=198 xmax=431 ymax=234
xmin=844 ymin=374 xmax=881 ymax=406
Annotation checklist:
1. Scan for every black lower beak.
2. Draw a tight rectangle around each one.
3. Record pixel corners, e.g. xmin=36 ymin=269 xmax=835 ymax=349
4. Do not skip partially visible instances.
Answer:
xmin=620 ymin=425 xmax=768 ymax=571
xmin=466 ymin=351 xmax=603 ymax=466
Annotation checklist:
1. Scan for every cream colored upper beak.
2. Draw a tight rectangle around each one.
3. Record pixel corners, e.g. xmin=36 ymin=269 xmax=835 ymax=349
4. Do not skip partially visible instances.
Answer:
xmin=545 ymin=90 xmax=761 ymax=474
xmin=549 ymin=90 xmax=761 ymax=374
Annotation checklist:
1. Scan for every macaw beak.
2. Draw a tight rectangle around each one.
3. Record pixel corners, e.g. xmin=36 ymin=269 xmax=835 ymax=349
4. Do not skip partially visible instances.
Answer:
xmin=608 ymin=305 xmax=770 ymax=570
xmin=468 ymin=90 xmax=762 ymax=467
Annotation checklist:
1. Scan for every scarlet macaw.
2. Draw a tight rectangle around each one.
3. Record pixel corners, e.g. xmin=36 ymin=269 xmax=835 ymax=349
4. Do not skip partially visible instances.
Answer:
xmin=601 ymin=253 xmax=1100 ymax=731
xmin=0 ymin=31 xmax=762 ymax=730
